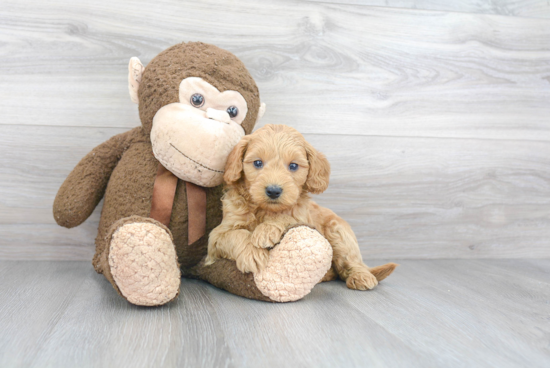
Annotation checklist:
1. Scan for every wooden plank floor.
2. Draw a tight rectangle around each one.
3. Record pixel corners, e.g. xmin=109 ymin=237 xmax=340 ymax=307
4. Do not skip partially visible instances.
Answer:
xmin=1 ymin=259 xmax=548 ymax=368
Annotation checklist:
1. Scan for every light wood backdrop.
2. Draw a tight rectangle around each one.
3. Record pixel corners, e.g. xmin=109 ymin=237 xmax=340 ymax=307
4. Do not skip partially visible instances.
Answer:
xmin=1 ymin=0 xmax=549 ymax=260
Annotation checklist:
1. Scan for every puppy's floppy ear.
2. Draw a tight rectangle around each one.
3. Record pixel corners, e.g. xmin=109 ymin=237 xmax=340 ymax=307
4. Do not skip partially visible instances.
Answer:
xmin=304 ymin=141 xmax=331 ymax=194
xmin=224 ymin=136 xmax=250 ymax=185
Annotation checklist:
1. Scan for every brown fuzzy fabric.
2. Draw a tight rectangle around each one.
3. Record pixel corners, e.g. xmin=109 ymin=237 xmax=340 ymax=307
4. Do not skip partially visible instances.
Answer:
xmin=84 ymin=127 xmax=226 ymax=275
xmin=138 ymin=42 xmax=259 ymax=135
xmin=53 ymin=132 xmax=132 ymax=228
xmin=185 ymin=259 xmax=273 ymax=302
xmin=188 ymin=225 xmax=335 ymax=302
xmin=53 ymin=42 xmax=268 ymax=303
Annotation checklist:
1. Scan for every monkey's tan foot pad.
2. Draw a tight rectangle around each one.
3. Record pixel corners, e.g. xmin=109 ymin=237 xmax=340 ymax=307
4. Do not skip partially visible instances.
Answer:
xmin=108 ymin=222 xmax=180 ymax=306
xmin=254 ymin=226 xmax=332 ymax=302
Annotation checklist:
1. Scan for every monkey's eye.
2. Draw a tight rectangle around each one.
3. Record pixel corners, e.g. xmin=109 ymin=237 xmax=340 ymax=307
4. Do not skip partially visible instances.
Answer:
xmin=253 ymin=160 xmax=263 ymax=169
xmin=190 ymin=93 xmax=205 ymax=108
xmin=289 ymin=163 xmax=299 ymax=172
xmin=227 ymin=106 xmax=239 ymax=118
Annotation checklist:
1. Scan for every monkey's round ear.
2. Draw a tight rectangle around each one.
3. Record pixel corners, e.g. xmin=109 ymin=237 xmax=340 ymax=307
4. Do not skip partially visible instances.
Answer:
xmin=128 ymin=57 xmax=145 ymax=104
xmin=258 ymin=103 xmax=266 ymax=119
xmin=254 ymin=102 xmax=265 ymax=125
xmin=223 ymin=136 xmax=250 ymax=185
xmin=253 ymin=103 xmax=266 ymax=127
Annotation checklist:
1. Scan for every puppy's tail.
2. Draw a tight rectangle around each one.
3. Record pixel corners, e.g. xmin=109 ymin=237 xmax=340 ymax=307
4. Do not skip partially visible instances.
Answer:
xmin=369 ymin=263 xmax=398 ymax=282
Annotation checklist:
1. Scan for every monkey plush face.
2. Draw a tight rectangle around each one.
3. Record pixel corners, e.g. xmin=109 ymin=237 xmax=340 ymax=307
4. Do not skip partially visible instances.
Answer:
xmin=128 ymin=42 xmax=265 ymax=187
xmin=150 ymin=77 xmax=249 ymax=186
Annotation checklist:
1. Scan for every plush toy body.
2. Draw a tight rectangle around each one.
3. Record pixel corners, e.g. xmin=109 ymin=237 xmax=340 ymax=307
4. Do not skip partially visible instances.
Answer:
xmin=56 ymin=126 xmax=225 ymax=306
xmin=54 ymin=42 xmax=267 ymax=306
xmin=54 ymin=42 xmax=340 ymax=306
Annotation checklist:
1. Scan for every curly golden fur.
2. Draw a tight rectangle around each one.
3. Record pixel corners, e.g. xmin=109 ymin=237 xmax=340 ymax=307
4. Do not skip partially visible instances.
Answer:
xmin=206 ymin=124 xmax=397 ymax=290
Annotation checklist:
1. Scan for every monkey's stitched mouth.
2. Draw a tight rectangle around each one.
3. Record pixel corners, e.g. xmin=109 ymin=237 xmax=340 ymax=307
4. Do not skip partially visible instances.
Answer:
xmin=170 ymin=143 xmax=224 ymax=174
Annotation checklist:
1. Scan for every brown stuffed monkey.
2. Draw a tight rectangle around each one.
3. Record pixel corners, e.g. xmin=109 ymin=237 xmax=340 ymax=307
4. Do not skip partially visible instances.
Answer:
xmin=54 ymin=42 xmax=335 ymax=306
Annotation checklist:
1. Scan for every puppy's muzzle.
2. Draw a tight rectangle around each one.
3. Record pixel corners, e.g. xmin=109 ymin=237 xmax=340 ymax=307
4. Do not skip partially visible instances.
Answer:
xmin=265 ymin=185 xmax=283 ymax=200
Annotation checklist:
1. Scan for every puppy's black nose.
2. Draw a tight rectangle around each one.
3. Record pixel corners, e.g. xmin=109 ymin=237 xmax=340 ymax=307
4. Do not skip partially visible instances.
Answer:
xmin=265 ymin=185 xmax=283 ymax=199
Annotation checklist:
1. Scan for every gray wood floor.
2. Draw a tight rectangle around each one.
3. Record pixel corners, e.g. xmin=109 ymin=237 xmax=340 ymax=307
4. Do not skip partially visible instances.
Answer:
xmin=0 ymin=259 xmax=548 ymax=368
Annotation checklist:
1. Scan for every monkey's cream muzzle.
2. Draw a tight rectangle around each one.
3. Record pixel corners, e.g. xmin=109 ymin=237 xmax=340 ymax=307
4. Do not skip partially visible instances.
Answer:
xmin=151 ymin=103 xmax=245 ymax=187
xmin=206 ymin=108 xmax=231 ymax=124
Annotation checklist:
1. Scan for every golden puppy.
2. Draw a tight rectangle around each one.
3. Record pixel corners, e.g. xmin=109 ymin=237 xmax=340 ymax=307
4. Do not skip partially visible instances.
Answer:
xmin=206 ymin=124 xmax=397 ymax=291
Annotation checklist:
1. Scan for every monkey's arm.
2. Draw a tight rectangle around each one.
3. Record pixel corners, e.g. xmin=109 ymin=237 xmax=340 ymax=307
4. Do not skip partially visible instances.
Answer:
xmin=53 ymin=130 xmax=132 ymax=228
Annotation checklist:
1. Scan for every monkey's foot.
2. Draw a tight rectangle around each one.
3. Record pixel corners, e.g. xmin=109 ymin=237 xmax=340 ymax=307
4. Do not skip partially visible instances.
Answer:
xmin=254 ymin=226 xmax=332 ymax=302
xmin=108 ymin=220 xmax=180 ymax=306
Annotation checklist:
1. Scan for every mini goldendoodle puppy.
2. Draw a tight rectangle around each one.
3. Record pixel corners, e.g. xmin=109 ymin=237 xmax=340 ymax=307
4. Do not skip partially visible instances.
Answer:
xmin=206 ymin=124 xmax=397 ymax=291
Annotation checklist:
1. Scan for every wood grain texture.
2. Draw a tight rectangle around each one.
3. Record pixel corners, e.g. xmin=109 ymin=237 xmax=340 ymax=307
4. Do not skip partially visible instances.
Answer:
xmin=1 ymin=0 xmax=549 ymax=260
xmin=2 ymin=125 xmax=549 ymax=260
xmin=305 ymin=0 xmax=550 ymax=19
xmin=0 ymin=262 xmax=89 ymax=367
xmin=0 ymin=259 xmax=548 ymax=367
xmin=332 ymin=258 xmax=550 ymax=367
xmin=309 ymin=134 xmax=550 ymax=259
xmin=0 ymin=0 xmax=549 ymax=141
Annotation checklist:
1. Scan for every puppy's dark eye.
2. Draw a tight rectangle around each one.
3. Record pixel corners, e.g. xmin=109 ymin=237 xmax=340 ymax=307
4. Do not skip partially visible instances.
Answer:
xmin=190 ymin=93 xmax=204 ymax=107
xmin=289 ymin=163 xmax=299 ymax=171
xmin=253 ymin=160 xmax=263 ymax=169
xmin=227 ymin=106 xmax=238 ymax=118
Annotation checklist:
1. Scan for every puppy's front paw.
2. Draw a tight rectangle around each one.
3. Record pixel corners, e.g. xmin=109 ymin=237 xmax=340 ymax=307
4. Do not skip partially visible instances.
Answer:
xmin=346 ymin=271 xmax=378 ymax=290
xmin=204 ymin=254 xmax=216 ymax=266
xmin=235 ymin=247 xmax=269 ymax=274
xmin=251 ymin=223 xmax=284 ymax=249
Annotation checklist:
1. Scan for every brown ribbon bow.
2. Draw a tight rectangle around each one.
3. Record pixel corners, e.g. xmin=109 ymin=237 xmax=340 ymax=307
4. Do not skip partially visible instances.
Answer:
xmin=150 ymin=163 xmax=206 ymax=245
